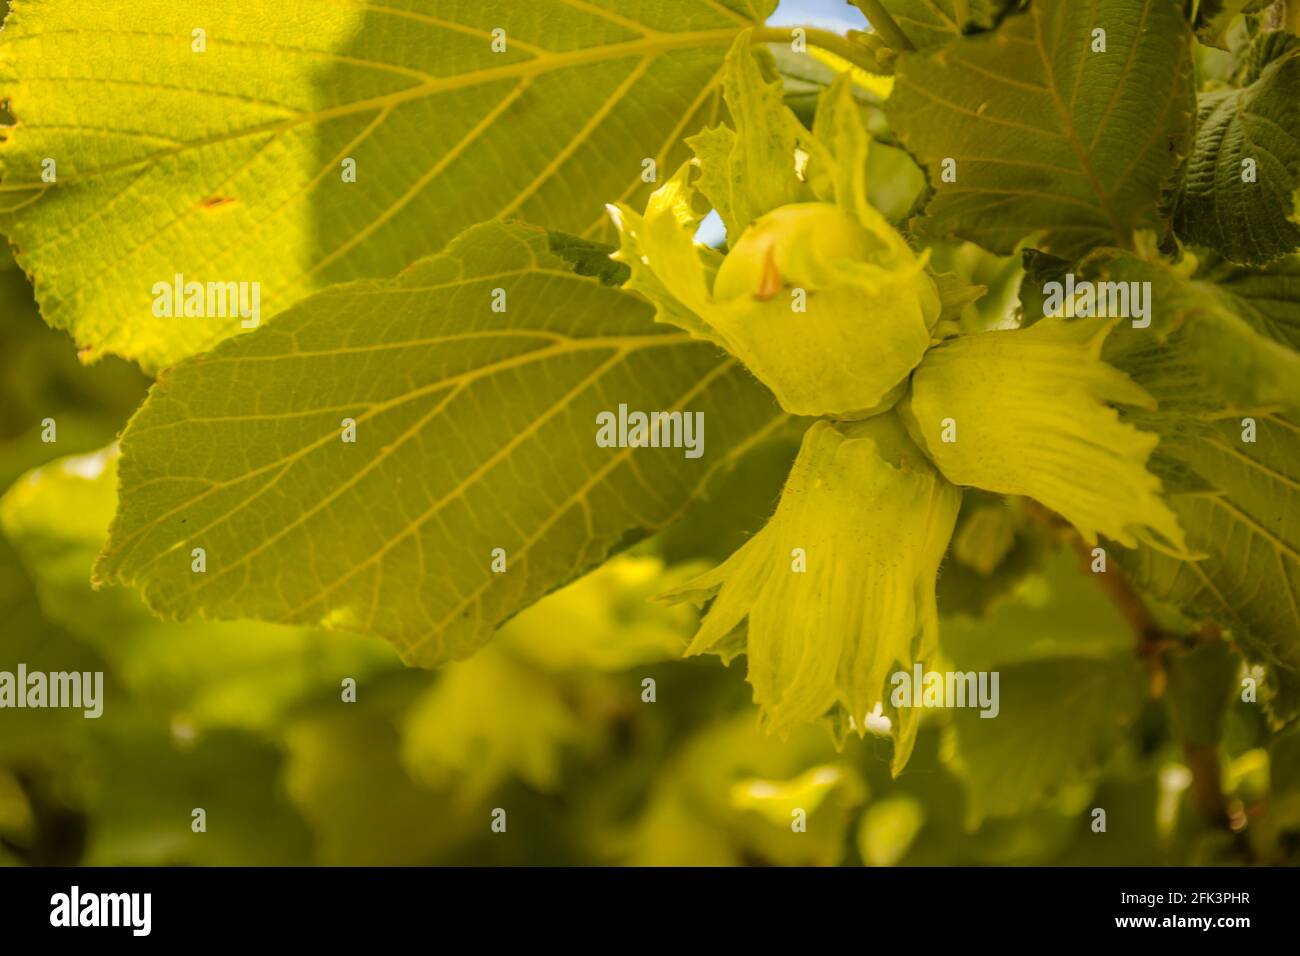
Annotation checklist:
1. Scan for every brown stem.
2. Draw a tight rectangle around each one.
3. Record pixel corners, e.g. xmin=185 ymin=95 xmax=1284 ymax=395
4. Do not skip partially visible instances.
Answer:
xmin=1066 ymin=531 xmax=1172 ymax=695
xmin=1182 ymin=741 xmax=1232 ymax=830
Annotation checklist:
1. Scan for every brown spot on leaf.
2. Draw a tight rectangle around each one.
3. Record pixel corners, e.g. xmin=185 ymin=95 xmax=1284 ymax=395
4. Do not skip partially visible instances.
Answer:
xmin=200 ymin=195 xmax=236 ymax=210
xmin=754 ymin=247 xmax=783 ymax=301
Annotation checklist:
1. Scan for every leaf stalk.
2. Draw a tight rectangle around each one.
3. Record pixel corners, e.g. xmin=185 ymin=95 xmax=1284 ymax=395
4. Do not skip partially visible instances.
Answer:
xmin=847 ymin=0 xmax=917 ymax=52
xmin=750 ymin=24 xmax=888 ymax=73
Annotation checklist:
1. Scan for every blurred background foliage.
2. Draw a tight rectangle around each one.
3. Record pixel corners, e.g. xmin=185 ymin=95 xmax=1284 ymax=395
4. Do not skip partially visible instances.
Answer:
xmin=1 ymin=229 xmax=1295 ymax=865
xmin=1 ymin=0 xmax=1298 ymax=867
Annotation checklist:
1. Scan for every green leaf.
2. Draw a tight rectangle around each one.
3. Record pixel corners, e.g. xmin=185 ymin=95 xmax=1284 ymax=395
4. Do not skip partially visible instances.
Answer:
xmin=95 ymin=221 xmax=785 ymax=666
xmin=1097 ymin=252 xmax=1300 ymax=415
xmin=1173 ymin=41 xmax=1300 ymax=265
xmin=0 ymin=0 xmax=772 ymax=370
xmin=1101 ymin=256 xmax=1300 ymax=702
xmin=1120 ymin=410 xmax=1300 ymax=710
xmin=1197 ymin=253 xmax=1300 ymax=350
xmin=945 ymin=655 xmax=1145 ymax=821
xmin=772 ymin=43 xmax=837 ymax=125
xmin=866 ymin=140 xmax=930 ymax=224
xmin=1106 ymin=408 xmax=1300 ymax=702
xmin=887 ymin=0 xmax=1195 ymax=257
xmin=875 ymin=0 xmax=1016 ymax=50
xmin=1239 ymin=30 xmax=1300 ymax=86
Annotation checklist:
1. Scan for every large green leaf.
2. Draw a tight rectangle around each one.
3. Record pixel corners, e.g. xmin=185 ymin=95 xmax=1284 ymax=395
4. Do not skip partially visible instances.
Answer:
xmin=1102 ymin=256 xmax=1300 ymax=703
xmin=887 ymin=0 xmax=1195 ymax=257
xmin=1173 ymin=40 xmax=1300 ymax=265
xmin=875 ymin=0 xmax=1016 ymax=50
xmin=1114 ymin=407 xmax=1300 ymax=698
xmin=95 ymin=221 xmax=785 ymax=665
xmin=0 ymin=0 xmax=772 ymax=370
xmin=1195 ymin=254 xmax=1300 ymax=350
xmin=1095 ymin=252 xmax=1300 ymax=415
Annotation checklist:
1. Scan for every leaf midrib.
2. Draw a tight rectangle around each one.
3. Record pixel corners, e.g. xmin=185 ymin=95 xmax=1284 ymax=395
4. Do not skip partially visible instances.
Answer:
xmin=152 ymin=341 xmax=648 ymax=614
xmin=0 ymin=26 xmax=746 ymax=191
xmin=105 ymin=323 xmax=695 ymax=574
xmin=1030 ymin=0 xmax=1126 ymax=241
xmin=405 ymin=403 xmax=792 ymax=656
